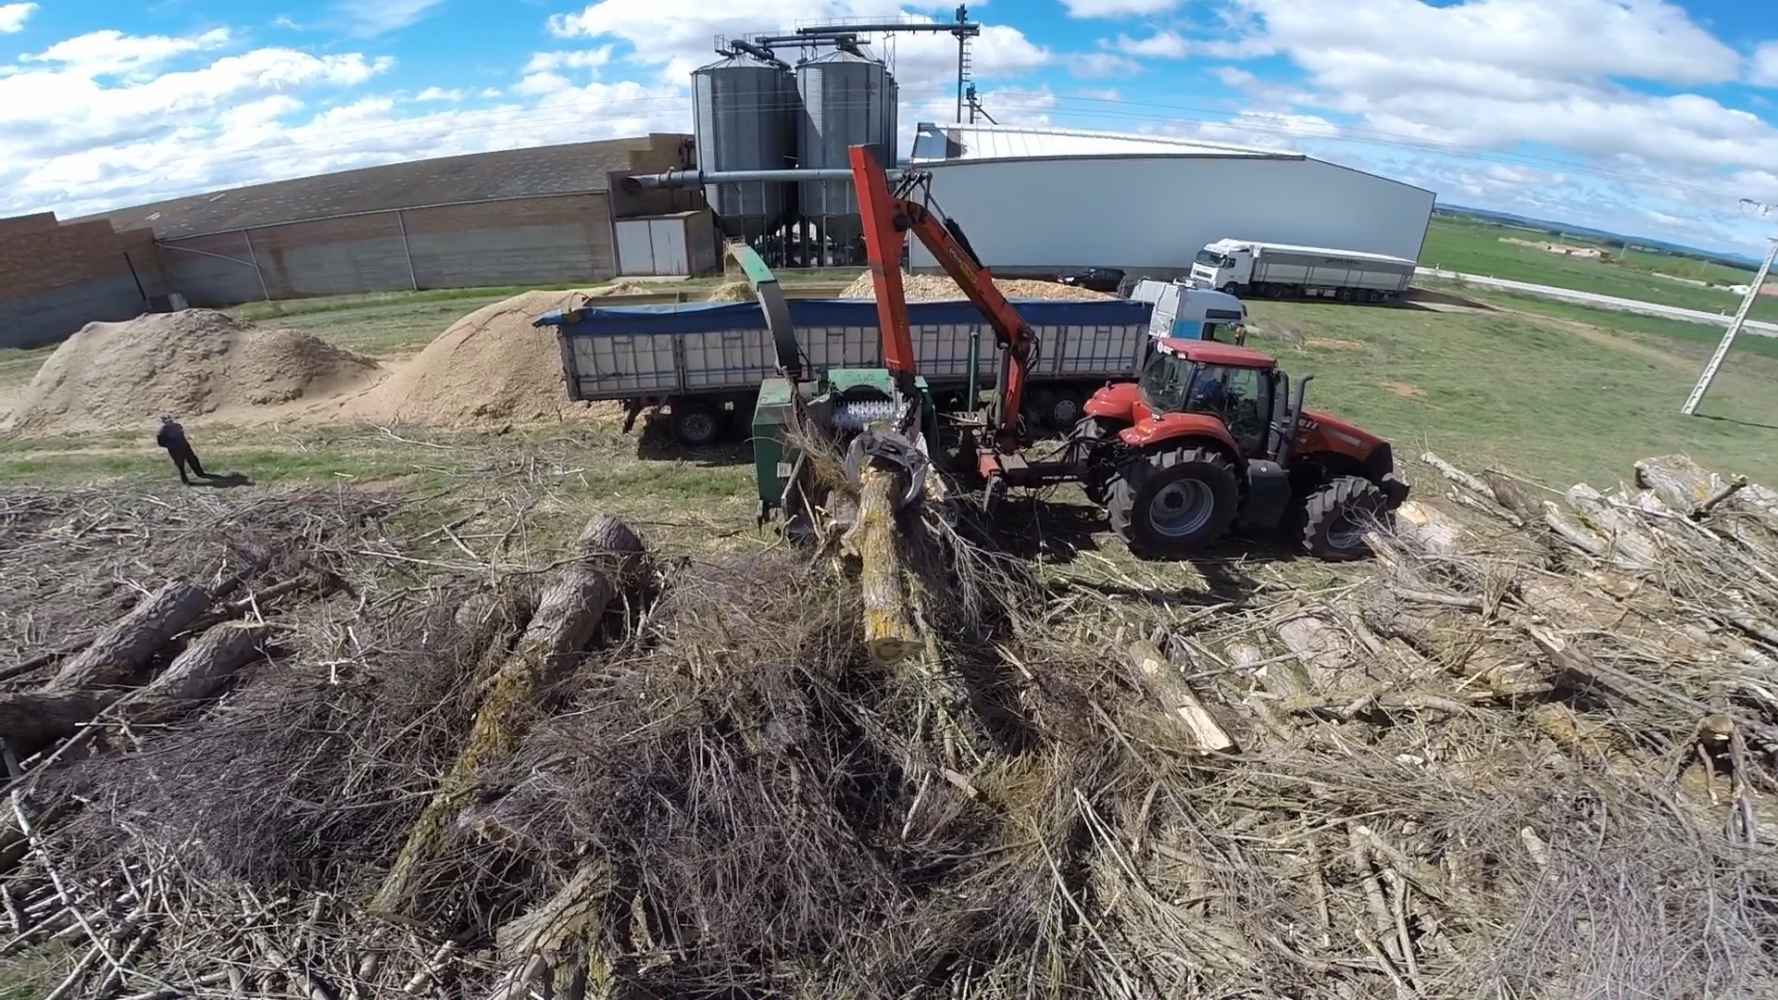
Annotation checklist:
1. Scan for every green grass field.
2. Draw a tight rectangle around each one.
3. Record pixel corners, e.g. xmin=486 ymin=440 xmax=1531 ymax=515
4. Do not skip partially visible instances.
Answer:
xmin=1422 ymin=215 xmax=1778 ymax=324
xmin=4 ymin=276 xmax=1775 ymax=496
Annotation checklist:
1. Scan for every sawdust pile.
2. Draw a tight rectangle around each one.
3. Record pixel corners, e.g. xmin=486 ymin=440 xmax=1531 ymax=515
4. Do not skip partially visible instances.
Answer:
xmin=339 ymin=290 xmax=593 ymax=427
xmin=841 ymin=272 xmax=1117 ymax=302
xmin=703 ymin=280 xmax=756 ymax=301
xmin=4 ymin=310 xmax=378 ymax=436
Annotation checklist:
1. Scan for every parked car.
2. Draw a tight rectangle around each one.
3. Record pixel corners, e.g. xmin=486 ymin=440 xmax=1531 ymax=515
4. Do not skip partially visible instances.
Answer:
xmin=1056 ymin=267 xmax=1127 ymax=293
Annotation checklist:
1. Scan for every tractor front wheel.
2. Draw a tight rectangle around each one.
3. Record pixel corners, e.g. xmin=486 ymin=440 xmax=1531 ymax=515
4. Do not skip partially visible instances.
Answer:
xmin=1107 ymin=447 xmax=1239 ymax=556
xmin=1301 ymin=475 xmax=1389 ymax=560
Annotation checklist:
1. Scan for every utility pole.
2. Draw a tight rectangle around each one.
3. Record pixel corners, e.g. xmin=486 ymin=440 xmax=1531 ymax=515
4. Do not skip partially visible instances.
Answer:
xmin=1681 ymin=198 xmax=1777 ymax=416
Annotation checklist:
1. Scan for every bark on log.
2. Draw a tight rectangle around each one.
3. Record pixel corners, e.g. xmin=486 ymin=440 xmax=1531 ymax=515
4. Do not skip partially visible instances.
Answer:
xmin=1126 ymin=641 xmax=1235 ymax=752
xmin=0 ymin=620 xmax=265 ymax=756
xmin=1420 ymin=452 xmax=1497 ymax=503
xmin=487 ymin=860 xmax=616 ymax=1000
xmin=115 ymin=623 xmax=269 ymax=728
xmin=1482 ymin=472 xmax=1546 ymax=525
xmin=841 ymin=462 xmax=919 ymax=664
xmin=47 ymin=582 xmax=211 ymax=691
xmin=1564 ymin=485 xmax=1658 ymax=570
xmin=370 ymin=515 xmax=648 ymax=918
xmin=1277 ymin=616 xmax=1349 ymax=692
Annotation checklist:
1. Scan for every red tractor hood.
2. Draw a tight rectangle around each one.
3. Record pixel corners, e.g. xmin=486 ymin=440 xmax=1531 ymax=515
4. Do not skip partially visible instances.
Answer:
xmin=1297 ymin=408 xmax=1385 ymax=462
xmin=1083 ymin=382 xmax=1144 ymax=424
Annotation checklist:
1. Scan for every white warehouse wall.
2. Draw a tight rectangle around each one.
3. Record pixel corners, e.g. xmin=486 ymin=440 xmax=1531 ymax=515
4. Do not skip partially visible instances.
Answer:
xmin=911 ymin=155 xmax=1436 ymax=273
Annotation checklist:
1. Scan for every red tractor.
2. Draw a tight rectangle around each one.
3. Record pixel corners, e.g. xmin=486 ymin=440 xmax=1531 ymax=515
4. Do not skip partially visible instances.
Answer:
xmin=1073 ymin=337 xmax=1407 ymax=559
xmin=844 ymin=143 xmax=1406 ymax=560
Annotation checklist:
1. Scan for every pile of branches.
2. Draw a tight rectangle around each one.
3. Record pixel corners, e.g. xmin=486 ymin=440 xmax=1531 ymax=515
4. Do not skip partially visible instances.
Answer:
xmin=1 ymin=453 xmax=1776 ymax=999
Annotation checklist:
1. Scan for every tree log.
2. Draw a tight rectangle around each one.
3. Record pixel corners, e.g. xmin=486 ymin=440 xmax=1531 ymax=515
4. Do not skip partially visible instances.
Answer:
xmin=0 ymin=621 xmax=265 ymax=756
xmin=370 ymin=515 xmax=648 ymax=918
xmin=1420 ymin=452 xmax=1497 ymax=503
xmin=115 ymin=623 xmax=269 ymax=728
xmin=49 ymin=582 xmax=211 ymax=691
xmin=1126 ymin=641 xmax=1235 ymax=752
xmin=1277 ymin=616 xmax=1350 ymax=692
xmin=1564 ymin=485 xmax=1658 ymax=570
xmin=487 ymin=860 xmax=616 ymax=1000
xmin=841 ymin=462 xmax=919 ymax=664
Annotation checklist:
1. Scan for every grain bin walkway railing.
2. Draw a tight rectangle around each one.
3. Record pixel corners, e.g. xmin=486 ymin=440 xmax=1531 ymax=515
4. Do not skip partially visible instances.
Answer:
xmin=154 ymin=190 xmax=620 ymax=307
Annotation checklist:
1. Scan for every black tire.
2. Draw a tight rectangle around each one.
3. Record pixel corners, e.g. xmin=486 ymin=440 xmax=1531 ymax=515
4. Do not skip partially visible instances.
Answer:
xmin=1046 ymin=387 xmax=1084 ymax=430
xmin=1026 ymin=387 xmax=1059 ymax=430
xmin=670 ymin=400 xmax=722 ymax=448
xmin=1107 ymin=447 xmax=1239 ymax=556
xmin=1301 ymin=475 xmax=1389 ymax=560
xmin=1072 ymin=415 xmax=1120 ymax=505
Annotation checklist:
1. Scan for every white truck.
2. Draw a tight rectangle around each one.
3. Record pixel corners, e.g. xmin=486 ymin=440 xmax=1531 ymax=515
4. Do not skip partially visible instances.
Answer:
xmin=1188 ymin=239 xmax=1416 ymax=303
xmin=1127 ymin=280 xmax=1248 ymax=344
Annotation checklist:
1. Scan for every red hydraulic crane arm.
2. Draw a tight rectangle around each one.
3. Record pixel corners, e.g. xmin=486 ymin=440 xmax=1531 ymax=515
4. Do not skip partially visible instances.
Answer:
xmin=849 ymin=144 xmax=1038 ymax=446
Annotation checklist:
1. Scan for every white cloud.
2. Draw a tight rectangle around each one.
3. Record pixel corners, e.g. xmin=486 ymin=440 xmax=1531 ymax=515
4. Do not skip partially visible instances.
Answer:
xmin=0 ymin=3 xmax=35 ymax=34
xmin=1114 ymin=31 xmax=1187 ymax=59
xmin=514 ymin=72 xmax=572 ymax=96
xmin=271 ymin=15 xmax=305 ymax=31
xmin=1212 ymin=67 xmax=1256 ymax=89
xmin=1059 ymin=0 xmax=1179 ymax=17
xmin=524 ymin=47 xmax=615 ymax=74
xmin=1067 ymin=52 xmax=1141 ymax=80
xmin=414 ymin=86 xmax=465 ymax=102
xmin=333 ymin=0 xmax=445 ymax=38
xmin=1076 ymin=87 xmax=1121 ymax=102
xmin=1246 ymin=0 xmax=1738 ymax=88
xmin=543 ymin=2 xmax=1047 ymax=93
xmin=479 ymin=86 xmax=504 ymax=98
xmin=1753 ymin=43 xmax=1778 ymax=88
xmin=24 ymin=28 xmax=233 ymax=76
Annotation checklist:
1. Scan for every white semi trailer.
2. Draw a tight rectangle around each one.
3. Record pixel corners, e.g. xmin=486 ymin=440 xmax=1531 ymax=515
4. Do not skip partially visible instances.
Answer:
xmin=1189 ymin=239 xmax=1416 ymax=303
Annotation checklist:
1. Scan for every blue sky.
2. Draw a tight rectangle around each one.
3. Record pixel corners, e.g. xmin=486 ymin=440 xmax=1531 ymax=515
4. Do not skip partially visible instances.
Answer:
xmin=3 ymin=1 xmax=1778 ymax=256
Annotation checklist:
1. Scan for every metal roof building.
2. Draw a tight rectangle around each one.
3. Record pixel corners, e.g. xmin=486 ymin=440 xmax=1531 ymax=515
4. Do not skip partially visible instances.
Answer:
xmin=905 ymin=122 xmax=1436 ymax=276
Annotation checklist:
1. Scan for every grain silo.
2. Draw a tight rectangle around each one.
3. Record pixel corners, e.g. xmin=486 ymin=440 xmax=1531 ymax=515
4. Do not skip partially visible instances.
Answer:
xmin=692 ymin=51 xmax=799 ymax=238
xmin=796 ymin=47 xmax=897 ymax=255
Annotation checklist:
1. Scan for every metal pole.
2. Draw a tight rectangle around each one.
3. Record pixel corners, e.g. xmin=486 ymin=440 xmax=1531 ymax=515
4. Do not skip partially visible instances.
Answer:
xmin=955 ymin=35 xmax=964 ymax=123
xmin=966 ymin=326 xmax=980 ymax=409
xmin=242 ymin=230 xmax=273 ymax=304
xmin=1681 ymin=238 xmax=1777 ymax=415
xmin=395 ymin=210 xmax=419 ymax=291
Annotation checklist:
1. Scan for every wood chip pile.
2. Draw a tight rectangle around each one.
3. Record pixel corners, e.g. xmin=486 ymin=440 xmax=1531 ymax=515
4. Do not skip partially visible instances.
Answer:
xmin=0 ymin=450 xmax=1775 ymax=998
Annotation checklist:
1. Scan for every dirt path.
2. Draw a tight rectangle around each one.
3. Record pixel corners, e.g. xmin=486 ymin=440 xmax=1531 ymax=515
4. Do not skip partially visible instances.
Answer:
xmin=1504 ymin=307 xmax=1695 ymax=373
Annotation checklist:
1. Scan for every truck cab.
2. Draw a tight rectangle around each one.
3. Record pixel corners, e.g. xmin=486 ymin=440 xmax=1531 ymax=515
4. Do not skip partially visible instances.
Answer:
xmin=1189 ymin=240 xmax=1252 ymax=292
xmin=1129 ymin=279 xmax=1247 ymax=344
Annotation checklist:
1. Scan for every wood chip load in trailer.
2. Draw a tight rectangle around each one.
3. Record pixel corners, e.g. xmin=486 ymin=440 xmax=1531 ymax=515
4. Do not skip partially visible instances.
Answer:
xmin=535 ymin=298 xmax=1157 ymax=444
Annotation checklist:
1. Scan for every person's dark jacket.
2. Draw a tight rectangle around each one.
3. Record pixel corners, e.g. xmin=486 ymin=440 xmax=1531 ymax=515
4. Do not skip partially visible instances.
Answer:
xmin=156 ymin=421 xmax=187 ymax=450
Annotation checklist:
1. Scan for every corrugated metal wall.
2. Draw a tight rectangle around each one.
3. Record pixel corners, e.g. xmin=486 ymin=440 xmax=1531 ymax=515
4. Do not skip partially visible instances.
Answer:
xmin=910 ymin=156 xmax=1437 ymax=274
xmin=157 ymin=192 xmax=616 ymax=307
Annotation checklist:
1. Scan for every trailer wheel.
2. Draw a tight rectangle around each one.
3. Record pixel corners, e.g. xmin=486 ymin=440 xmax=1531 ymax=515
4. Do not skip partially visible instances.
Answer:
xmin=1108 ymin=447 xmax=1238 ymax=556
xmin=1046 ymin=388 xmax=1083 ymax=429
xmin=1301 ymin=475 xmax=1388 ymax=560
xmin=670 ymin=401 xmax=722 ymax=448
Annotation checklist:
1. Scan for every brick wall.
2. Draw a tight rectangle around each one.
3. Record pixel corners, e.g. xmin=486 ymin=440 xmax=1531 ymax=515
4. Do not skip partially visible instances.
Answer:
xmin=0 ymin=213 xmax=167 ymax=348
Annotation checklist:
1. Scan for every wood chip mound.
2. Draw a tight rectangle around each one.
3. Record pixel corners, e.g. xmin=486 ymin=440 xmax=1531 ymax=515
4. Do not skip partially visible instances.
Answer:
xmin=4 ymin=310 xmax=379 ymax=436
xmin=840 ymin=272 xmax=1116 ymax=302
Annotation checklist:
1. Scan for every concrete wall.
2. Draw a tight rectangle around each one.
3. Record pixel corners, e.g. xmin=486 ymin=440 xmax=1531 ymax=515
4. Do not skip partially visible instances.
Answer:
xmin=911 ymin=155 xmax=1437 ymax=274
xmin=0 ymin=215 xmax=165 ymax=348
xmin=160 ymin=193 xmax=618 ymax=306
xmin=406 ymin=194 xmax=614 ymax=287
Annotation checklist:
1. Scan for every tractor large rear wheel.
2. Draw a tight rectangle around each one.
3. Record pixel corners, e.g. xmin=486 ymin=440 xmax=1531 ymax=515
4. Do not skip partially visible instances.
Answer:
xmin=1107 ymin=447 xmax=1239 ymax=556
xmin=1301 ymin=475 xmax=1388 ymax=560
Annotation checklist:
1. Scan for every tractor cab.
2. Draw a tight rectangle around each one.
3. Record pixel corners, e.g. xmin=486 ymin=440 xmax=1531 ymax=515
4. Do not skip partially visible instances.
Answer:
xmin=1133 ymin=339 xmax=1277 ymax=458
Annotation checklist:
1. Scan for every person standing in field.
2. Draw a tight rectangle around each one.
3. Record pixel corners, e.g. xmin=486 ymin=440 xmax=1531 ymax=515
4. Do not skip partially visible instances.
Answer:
xmin=156 ymin=415 xmax=209 ymax=485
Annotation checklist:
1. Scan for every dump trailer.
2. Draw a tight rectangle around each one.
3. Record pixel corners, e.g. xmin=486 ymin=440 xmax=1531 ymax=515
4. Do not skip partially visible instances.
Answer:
xmin=1189 ymin=239 xmax=1416 ymax=303
xmin=534 ymin=298 xmax=1155 ymax=445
